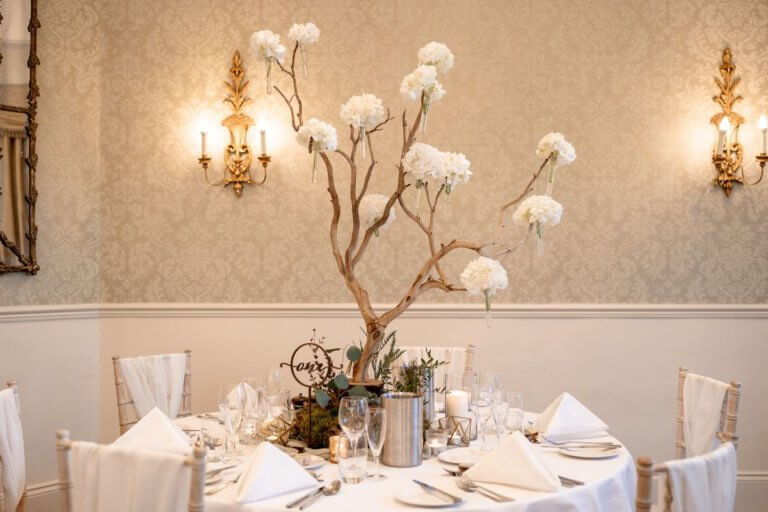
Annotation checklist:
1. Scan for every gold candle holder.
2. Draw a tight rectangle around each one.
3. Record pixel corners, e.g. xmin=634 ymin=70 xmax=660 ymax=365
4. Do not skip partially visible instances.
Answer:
xmin=328 ymin=435 xmax=341 ymax=464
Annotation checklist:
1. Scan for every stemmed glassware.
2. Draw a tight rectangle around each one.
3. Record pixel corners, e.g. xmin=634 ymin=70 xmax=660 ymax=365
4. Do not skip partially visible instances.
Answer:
xmin=218 ymin=382 xmax=245 ymax=462
xmin=365 ymin=405 xmax=387 ymax=481
xmin=492 ymin=391 xmax=510 ymax=446
xmin=506 ymin=391 xmax=525 ymax=434
xmin=338 ymin=396 xmax=368 ymax=483
xmin=471 ymin=374 xmax=495 ymax=451
xmin=262 ymin=369 xmax=281 ymax=420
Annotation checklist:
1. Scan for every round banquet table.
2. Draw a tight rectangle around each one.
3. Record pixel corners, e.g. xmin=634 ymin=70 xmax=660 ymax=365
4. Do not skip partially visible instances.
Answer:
xmin=175 ymin=415 xmax=636 ymax=512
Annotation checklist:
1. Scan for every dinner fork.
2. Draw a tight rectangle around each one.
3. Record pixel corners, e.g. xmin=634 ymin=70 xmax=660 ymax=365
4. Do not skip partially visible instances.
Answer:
xmin=540 ymin=435 xmax=618 ymax=447
xmin=457 ymin=473 xmax=515 ymax=502
xmin=205 ymin=472 xmax=242 ymax=495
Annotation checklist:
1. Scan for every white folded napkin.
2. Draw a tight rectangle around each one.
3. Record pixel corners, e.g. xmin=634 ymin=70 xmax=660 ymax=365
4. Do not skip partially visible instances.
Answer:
xmin=112 ymin=407 xmax=190 ymax=454
xmin=666 ymin=441 xmax=737 ymax=512
xmin=465 ymin=431 xmax=559 ymax=491
xmin=0 ymin=388 xmax=25 ymax=511
xmin=536 ymin=392 xmax=608 ymax=441
xmin=234 ymin=442 xmax=317 ymax=503
xmin=683 ymin=373 xmax=729 ymax=457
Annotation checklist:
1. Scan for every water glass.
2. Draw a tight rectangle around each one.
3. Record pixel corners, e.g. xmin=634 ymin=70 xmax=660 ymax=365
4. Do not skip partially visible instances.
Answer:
xmin=218 ymin=383 xmax=245 ymax=462
xmin=492 ymin=392 xmax=510 ymax=445
xmin=506 ymin=391 xmax=524 ymax=433
xmin=365 ymin=406 xmax=387 ymax=481
xmin=338 ymin=433 xmax=367 ymax=484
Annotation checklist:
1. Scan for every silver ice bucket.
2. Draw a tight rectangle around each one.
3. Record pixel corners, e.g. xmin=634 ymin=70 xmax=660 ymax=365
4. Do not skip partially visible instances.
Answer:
xmin=381 ymin=392 xmax=423 ymax=467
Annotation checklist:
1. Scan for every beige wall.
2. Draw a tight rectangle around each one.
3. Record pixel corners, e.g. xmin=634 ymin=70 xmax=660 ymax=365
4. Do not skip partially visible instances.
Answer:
xmin=1 ymin=0 xmax=768 ymax=306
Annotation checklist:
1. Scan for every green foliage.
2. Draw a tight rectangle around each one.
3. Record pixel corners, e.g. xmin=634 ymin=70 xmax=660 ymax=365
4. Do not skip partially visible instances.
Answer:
xmin=346 ymin=346 xmax=362 ymax=362
xmin=315 ymin=388 xmax=331 ymax=408
xmin=333 ymin=373 xmax=350 ymax=390
xmin=347 ymin=385 xmax=369 ymax=397
xmin=371 ymin=331 xmax=406 ymax=389
xmin=393 ymin=348 xmax=447 ymax=394
xmin=292 ymin=404 xmax=340 ymax=449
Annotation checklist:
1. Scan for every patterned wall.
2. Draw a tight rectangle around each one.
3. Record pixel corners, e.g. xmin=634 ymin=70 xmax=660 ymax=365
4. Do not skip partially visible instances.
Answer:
xmin=3 ymin=0 xmax=768 ymax=306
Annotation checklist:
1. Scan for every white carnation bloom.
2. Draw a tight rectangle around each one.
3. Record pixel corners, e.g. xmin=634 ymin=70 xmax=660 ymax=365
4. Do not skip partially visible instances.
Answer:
xmin=441 ymin=152 xmax=472 ymax=190
xmin=460 ymin=256 xmax=508 ymax=296
xmin=399 ymin=65 xmax=445 ymax=103
xmin=288 ymin=22 xmax=320 ymax=46
xmin=340 ymin=94 xmax=386 ymax=130
xmin=250 ymin=30 xmax=286 ymax=63
xmin=360 ymin=193 xmax=395 ymax=232
xmin=297 ymin=118 xmax=338 ymax=152
xmin=401 ymin=142 xmax=443 ymax=183
xmin=417 ymin=42 xmax=454 ymax=73
xmin=536 ymin=132 xmax=576 ymax=167
xmin=512 ymin=195 xmax=563 ymax=227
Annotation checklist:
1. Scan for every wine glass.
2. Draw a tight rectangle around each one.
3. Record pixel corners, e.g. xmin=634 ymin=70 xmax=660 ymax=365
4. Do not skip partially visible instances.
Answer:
xmin=506 ymin=392 xmax=525 ymax=434
xmin=471 ymin=375 xmax=494 ymax=451
xmin=218 ymin=382 xmax=245 ymax=462
xmin=339 ymin=396 xmax=368 ymax=441
xmin=365 ymin=406 xmax=387 ymax=481
xmin=493 ymin=391 xmax=510 ymax=446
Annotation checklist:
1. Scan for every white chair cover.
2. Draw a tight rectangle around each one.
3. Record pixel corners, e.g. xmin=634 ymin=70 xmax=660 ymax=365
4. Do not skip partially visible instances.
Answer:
xmin=683 ymin=373 xmax=729 ymax=457
xmin=71 ymin=441 xmax=190 ymax=512
xmin=666 ymin=441 xmax=737 ymax=512
xmin=0 ymin=388 xmax=25 ymax=511
xmin=120 ymin=353 xmax=187 ymax=419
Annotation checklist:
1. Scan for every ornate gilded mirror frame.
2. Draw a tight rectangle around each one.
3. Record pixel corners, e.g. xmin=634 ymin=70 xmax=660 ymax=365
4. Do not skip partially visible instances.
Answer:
xmin=0 ymin=0 xmax=39 ymax=275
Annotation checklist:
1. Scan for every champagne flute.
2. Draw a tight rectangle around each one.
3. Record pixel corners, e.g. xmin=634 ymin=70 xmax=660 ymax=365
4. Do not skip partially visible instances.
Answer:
xmin=218 ymin=382 xmax=245 ymax=462
xmin=471 ymin=375 xmax=494 ymax=451
xmin=493 ymin=391 xmax=510 ymax=446
xmin=365 ymin=406 xmax=387 ymax=481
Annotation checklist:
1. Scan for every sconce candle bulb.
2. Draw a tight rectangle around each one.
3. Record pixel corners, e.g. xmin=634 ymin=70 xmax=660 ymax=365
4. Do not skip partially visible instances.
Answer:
xmin=717 ymin=117 xmax=730 ymax=154
xmin=201 ymin=130 xmax=207 ymax=157
xmin=759 ymin=115 xmax=767 ymax=154
xmin=260 ymin=129 xmax=267 ymax=155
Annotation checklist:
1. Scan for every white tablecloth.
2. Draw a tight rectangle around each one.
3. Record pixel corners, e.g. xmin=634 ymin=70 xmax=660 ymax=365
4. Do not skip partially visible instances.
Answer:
xmin=176 ymin=416 xmax=636 ymax=512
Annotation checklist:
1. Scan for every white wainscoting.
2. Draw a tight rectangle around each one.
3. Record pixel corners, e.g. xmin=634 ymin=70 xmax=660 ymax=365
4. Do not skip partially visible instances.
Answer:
xmin=1 ymin=303 xmax=767 ymax=511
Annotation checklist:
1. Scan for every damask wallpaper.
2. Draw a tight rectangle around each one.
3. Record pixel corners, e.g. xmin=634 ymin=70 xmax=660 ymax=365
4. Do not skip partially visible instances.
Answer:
xmin=2 ymin=0 xmax=767 ymax=306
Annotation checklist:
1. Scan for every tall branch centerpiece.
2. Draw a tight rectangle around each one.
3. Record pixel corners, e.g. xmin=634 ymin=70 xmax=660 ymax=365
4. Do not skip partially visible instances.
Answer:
xmin=251 ymin=25 xmax=576 ymax=383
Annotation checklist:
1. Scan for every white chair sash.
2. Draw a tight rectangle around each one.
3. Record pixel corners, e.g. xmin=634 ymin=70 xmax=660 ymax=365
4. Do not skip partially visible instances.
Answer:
xmin=120 ymin=353 xmax=186 ymax=419
xmin=0 ymin=388 xmax=25 ymax=511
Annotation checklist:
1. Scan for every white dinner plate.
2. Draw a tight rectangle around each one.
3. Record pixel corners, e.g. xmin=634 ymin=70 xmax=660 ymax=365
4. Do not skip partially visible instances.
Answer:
xmin=395 ymin=488 xmax=465 ymax=508
xmin=558 ymin=447 xmax=622 ymax=459
xmin=294 ymin=453 xmax=325 ymax=470
xmin=437 ymin=447 xmax=485 ymax=466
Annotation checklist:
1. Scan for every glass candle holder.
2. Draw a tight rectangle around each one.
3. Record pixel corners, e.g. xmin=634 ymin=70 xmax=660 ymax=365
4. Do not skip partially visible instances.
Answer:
xmin=425 ymin=428 xmax=449 ymax=456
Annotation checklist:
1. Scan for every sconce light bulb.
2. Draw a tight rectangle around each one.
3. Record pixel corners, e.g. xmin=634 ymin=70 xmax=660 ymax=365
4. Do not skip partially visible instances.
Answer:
xmin=718 ymin=117 xmax=730 ymax=133
xmin=759 ymin=114 xmax=768 ymax=131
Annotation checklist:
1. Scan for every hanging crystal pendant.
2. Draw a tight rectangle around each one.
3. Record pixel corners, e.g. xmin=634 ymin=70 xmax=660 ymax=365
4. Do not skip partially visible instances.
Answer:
xmin=300 ymin=45 xmax=309 ymax=78
xmin=361 ymin=127 xmax=366 ymax=160
xmin=546 ymin=153 xmax=558 ymax=196
xmin=312 ymin=144 xmax=319 ymax=184
xmin=536 ymin=221 xmax=544 ymax=256
xmin=265 ymin=58 xmax=272 ymax=95
xmin=484 ymin=290 xmax=492 ymax=327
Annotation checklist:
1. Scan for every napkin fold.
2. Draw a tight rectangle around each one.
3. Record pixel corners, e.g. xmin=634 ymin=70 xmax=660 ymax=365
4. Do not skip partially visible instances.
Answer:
xmin=465 ymin=431 xmax=559 ymax=492
xmin=112 ymin=407 xmax=190 ymax=454
xmin=536 ymin=392 xmax=608 ymax=441
xmin=234 ymin=442 xmax=317 ymax=503
xmin=683 ymin=373 xmax=729 ymax=457
xmin=0 ymin=388 xmax=25 ymax=511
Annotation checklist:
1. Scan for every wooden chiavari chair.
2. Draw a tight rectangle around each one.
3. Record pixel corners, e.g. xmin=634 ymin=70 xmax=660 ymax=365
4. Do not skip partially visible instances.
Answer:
xmin=56 ymin=430 xmax=206 ymax=512
xmin=112 ymin=350 xmax=192 ymax=434
xmin=0 ymin=381 xmax=26 ymax=512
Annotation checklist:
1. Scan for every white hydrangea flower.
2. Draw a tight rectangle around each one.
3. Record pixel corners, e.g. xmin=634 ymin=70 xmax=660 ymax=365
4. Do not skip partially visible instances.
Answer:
xmin=460 ymin=256 xmax=508 ymax=297
xmin=417 ymin=42 xmax=454 ymax=73
xmin=359 ymin=193 xmax=396 ymax=232
xmin=512 ymin=195 xmax=563 ymax=227
xmin=401 ymin=142 xmax=443 ymax=183
xmin=297 ymin=118 xmax=338 ymax=152
xmin=288 ymin=22 xmax=320 ymax=46
xmin=536 ymin=132 xmax=576 ymax=167
xmin=400 ymin=65 xmax=445 ymax=103
xmin=250 ymin=30 xmax=286 ymax=63
xmin=441 ymin=152 xmax=472 ymax=191
xmin=340 ymin=94 xmax=386 ymax=130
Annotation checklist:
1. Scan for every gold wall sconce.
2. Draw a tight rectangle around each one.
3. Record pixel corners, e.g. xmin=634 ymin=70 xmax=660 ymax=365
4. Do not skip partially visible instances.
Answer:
xmin=710 ymin=48 xmax=766 ymax=196
xmin=198 ymin=51 xmax=271 ymax=198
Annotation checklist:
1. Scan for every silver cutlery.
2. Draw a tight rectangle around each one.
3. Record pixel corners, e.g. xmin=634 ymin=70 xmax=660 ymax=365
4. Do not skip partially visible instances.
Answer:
xmin=413 ymin=479 xmax=463 ymax=504
xmin=457 ymin=473 xmax=515 ymax=502
xmin=558 ymin=475 xmax=585 ymax=487
xmin=286 ymin=480 xmax=340 ymax=509
xmin=540 ymin=435 xmax=618 ymax=447
xmin=298 ymin=480 xmax=341 ymax=510
xmin=205 ymin=472 xmax=242 ymax=495
xmin=197 ymin=413 xmax=225 ymax=425
xmin=554 ymin=444 xmax=621 ymax=452
xmin=205 ymin=464 xmax=236 ymax=478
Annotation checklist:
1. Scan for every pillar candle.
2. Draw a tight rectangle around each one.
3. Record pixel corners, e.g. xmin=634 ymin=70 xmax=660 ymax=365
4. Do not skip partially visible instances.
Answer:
xmin=260 ymin=129 xmax=267 ymax=155
xmin=446 ymin=390 xmax=469 ymax=418
xmin=201 ymin=131 xmax=207 ymax=157
xmin=758 ymin=115 xmax=767 ymax=154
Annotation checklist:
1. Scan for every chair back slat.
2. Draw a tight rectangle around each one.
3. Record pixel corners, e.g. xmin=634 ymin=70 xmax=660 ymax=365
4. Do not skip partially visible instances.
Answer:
xmin=56 ymin=430 xmax=205 ymax=512
xmin=675 ymin=367 xmax=742 ymax=458
xmin=113 ymin=351 xmax=193 ymax=434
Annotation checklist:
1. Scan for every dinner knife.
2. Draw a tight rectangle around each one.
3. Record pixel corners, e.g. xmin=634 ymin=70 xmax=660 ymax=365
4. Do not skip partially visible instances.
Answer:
xmin=412 ymin=479 xmax=463 ymax=503
xmin=285 ymin=487 xmax=323 ymax=509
